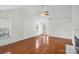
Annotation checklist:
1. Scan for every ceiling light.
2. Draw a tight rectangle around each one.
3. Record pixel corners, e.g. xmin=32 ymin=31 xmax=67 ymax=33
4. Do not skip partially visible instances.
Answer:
xmin=40 ymin=5 xmax=49 ymax=17
xmin=40 ymin=10 xmax=49 ymax=16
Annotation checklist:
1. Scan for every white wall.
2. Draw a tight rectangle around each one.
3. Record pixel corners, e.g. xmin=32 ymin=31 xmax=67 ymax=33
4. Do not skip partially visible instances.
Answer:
xmin=72 ymin=6 xmax=79 ymax=35
xmin=0 ymin=10 xmax=23 ymax=46
xmin=0 ymin=9 xmax=37 ymax=46
xmin=72 ymin=6 xmax=79 ymax=46
xmin=23 ymin=18 xmax=37 ymax=39
xmin=49 ymin=18 xmax=72 ymax=39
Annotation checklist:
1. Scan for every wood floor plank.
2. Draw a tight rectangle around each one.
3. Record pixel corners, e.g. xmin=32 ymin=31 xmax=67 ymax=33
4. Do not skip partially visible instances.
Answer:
xmin=0 ymin=34 xmax=72 ymax=54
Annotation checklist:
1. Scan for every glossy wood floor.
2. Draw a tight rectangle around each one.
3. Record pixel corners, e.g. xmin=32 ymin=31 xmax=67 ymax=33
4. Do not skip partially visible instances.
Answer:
xmin=0 ymin=34 xmax=72 ymax=54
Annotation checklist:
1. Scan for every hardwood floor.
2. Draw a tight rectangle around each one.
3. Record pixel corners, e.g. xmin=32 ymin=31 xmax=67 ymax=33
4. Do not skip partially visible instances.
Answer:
xmin=0 ymin=34 xmax=72 ymax=54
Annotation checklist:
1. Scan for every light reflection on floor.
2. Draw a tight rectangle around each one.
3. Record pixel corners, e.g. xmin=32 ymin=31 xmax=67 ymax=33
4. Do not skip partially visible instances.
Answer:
xmin=4 ymin=51 xmax=11 ymax=54
xmin=35 ymin=34 xmax=49 ymax=49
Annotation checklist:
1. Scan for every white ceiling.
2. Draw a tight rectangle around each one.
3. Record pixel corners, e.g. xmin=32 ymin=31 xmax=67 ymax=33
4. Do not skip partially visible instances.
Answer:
xmin=0 ymin=5 xmax=72 ymax=20
xmin=0 ymin=5 xmax=23 ymax=10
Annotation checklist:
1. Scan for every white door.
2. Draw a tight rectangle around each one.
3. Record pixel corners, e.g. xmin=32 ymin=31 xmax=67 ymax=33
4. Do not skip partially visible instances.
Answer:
xmin=35 ymin=19 xmax=49 ymax=35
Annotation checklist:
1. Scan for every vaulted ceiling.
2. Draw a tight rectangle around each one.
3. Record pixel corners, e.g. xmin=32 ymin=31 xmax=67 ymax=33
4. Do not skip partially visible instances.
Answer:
xmin=0 ymin=5 xmax=72 ymax=22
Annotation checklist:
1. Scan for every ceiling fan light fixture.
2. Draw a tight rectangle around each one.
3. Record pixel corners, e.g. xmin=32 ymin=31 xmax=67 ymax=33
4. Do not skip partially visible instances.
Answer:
xmin=40 ymin=10 xmax=49 ymax=16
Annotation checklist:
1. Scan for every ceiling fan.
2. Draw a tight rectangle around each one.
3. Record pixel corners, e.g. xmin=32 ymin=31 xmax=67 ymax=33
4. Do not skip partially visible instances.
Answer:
xmin=40 ymin=5 xmax=52 ymax=21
